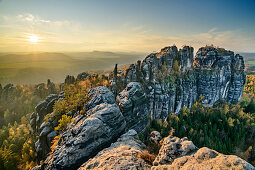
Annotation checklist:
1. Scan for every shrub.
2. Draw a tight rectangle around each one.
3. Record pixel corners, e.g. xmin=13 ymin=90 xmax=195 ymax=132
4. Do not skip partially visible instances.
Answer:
xmin=54 ymin=115 xmax=72 ymax=131
xmin=50 ymin=135 xmax=60 ymax=154
xmin=139 ymin=150 xmax=156 ymax=165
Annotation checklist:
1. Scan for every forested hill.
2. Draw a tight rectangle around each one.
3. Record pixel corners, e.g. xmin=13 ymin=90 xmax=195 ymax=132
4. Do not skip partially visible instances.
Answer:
xmin=0 ymin=51 xmax=144 ymax=85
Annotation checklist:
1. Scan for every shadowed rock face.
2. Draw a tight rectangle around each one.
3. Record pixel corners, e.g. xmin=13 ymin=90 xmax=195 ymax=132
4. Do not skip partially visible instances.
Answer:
xmin=116 ymin=82 xmax=150 ymax=134
xmin=112 ymin=45 xmax=245 ymax=120
xmin=30 ymin=94 xmax=59 ymax=162
xmin=39 ymin=86 xmax=126 ymax=170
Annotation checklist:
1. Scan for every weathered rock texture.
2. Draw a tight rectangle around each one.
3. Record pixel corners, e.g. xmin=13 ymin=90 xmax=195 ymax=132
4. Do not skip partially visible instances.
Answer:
xmin=152 ymin=136 xmax=254 ymax=170
xmin=31 ymin=45 xmax=248 ymax=169
xmin=40 ymin=86 xmax=126 ymax=170
xmin=194 ymin=46 xmax=245 ymax=106
xmin=30 ymin=94 xmax=59 ymax=162
xmin=79 ymin=129 xmax=151 ymax=170
xmin=112 ymin=45 xmax=245 ymax=120
xmin=153 ymin=136 xmax=198 ymax=166
xmin=78 ymin=134 xmax=254 ymax=170
xmin=116 ymin=82 xmax=150 ymax=134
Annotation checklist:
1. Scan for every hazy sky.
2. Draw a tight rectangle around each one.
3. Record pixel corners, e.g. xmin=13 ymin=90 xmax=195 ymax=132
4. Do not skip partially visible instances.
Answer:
xmin=0 ymin=0 xmax=255 ymax=52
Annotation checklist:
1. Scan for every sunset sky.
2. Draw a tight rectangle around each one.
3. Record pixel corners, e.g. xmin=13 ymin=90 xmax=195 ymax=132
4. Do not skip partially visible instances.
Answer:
xmin=0 ymin=0 xmax=255 ymax=52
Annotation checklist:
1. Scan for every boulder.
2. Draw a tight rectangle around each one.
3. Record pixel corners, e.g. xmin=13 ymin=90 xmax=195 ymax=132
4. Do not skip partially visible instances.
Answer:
xmin=86 ymin=86 xmax=116 ymax=110
xmin=153 ymin=136 xmax=197 ymax=166
xmin=150 ymin=131 xmax=162 ymax=144
xmin=40 ymin=86 xmax=126 ymax=170
xmin=79 ymin=129 xmax=151 ymax=170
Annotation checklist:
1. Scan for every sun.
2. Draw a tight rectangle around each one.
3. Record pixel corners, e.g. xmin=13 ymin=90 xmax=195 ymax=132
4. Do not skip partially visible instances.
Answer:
xmin=28 ymin=34 xmax=39 ymax=44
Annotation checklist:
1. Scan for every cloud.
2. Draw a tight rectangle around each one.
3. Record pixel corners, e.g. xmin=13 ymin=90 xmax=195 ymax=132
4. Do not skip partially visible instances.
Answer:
xmin=17 ymin=13 xmax=70 ymax=27
xmin=1 ymin=13 xmax=255 ymax=53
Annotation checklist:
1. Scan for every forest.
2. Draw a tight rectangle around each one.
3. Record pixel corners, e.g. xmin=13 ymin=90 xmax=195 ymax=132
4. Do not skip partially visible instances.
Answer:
xmin=0 ymin=75 xmax=254 ymax=169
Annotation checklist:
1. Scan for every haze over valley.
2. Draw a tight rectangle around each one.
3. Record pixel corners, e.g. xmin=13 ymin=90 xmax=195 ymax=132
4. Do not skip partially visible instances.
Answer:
xmin=0 ymin=51 xmax=145 ymax=85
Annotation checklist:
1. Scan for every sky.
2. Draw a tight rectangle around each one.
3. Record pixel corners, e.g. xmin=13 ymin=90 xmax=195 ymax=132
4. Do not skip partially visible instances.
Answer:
xmin=0 ymin=0 xmax=255 ymax=53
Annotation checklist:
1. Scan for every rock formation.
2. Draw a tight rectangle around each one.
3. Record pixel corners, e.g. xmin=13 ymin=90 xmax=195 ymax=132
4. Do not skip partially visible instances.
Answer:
xmin=30 ymin=94 xmax=59 ymax=162
xmin=38 ymin=86 xmax=126 ymax=170
xmin=152 ymin=136 xmax=254 ymax=170
xmin=78 ymin=134 xmax=253 ymax=170
xmin=31 ymin=45 xmax=249 ymax=169
xmin=64 ymin=75 xmax=75 ymax=85
xmin=116 ymin=82 xmax=150 ymax=134
xmin=194 ymin=46 xmax=245 ymax=106
xmin=0 ymin=83 xmax=16 ymax=101
xmin=112 ymin=45 xmax=245 ymax=120
xmin=77 ymin=133 xmax=254 ymax=170
xmin=76 ymin=72 xmax=90 ymax=81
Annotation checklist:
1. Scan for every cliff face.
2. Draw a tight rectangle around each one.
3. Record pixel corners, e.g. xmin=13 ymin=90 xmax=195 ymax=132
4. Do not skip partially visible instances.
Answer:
xmin=194 ymin=46 xmax=245 ymax=106
xmin=111 ymin=45 xmax=245 ymax=120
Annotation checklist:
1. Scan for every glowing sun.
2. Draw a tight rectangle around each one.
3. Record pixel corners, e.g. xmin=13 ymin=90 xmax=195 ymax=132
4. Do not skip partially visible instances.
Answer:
xmin=28 ymin=34 xmax=39 ymax=43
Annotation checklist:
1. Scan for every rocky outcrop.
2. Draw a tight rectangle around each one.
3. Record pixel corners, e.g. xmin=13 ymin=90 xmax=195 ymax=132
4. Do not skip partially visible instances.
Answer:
xmin=33 ymin=83 xmax=48 ymax=98
xmin=153 ymin=136 xmax=197 ymax=166
xmin=152 ymin=136 xmax=254 ymax=169
xmin=150 ymin=131 xmax=162 ymax=144
xmin=30 ymin=94 xmax=59 ymax=162
xmin=79 ymin=129 xmax=151 ymax=170
xmin=78 ymin=134 xmax=254 ymax=170
xmin=116 ymin=82 xmax=150 ymax=134
xmin=47 ymin=79 xmax=57 ymax=94
xmin=31 ymin=94 xmax=58 ymax=134
xmin=40 ymin=86 xmax=126 ymax=170
xmin=194 ymin=46 xmax=245 ymax=106
xmin=111 ymin=45 xmax=245 ymax=120
xmin=76 ymin=72 xmax=89 ymax=81
xmin=0 ymin=83 xmax=16 ymax=101
xmin=31 ymin=45 xmax=248 ymax=169
xmin=64 ymin=75 xmax=75 ymax=85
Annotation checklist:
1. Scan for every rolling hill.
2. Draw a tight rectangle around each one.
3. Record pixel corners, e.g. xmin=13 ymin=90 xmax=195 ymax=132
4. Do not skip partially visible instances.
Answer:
xmin=0 ymin=51 xmax=144 ymax=85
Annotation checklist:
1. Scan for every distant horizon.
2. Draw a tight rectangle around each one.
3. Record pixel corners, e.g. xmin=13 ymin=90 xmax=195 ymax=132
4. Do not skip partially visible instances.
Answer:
xmin=0 ymin=46 xmax=255 ymax=54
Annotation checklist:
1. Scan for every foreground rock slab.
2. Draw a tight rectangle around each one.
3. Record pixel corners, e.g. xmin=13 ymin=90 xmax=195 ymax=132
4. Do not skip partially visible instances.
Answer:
xmin=152 ymin=136 xmax=254 ymax=170
xmin=79 ymin=129 xmax=151 ymax=170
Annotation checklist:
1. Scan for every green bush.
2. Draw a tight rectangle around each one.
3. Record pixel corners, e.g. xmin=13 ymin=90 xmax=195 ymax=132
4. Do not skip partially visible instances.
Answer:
xmin=55 ymin=115 xmax=72 ymax=131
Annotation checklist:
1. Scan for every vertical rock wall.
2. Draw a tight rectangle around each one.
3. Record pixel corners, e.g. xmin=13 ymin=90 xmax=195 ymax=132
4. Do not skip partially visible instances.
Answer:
xmin=112 ymin=45 xmax=245 ymax=120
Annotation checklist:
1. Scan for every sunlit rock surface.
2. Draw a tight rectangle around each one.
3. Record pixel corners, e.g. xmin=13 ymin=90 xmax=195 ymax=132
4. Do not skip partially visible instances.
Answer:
xmin=79 ymin=129 xmax=151 ymax=170
xmin=152 ymin=136 xmax=254 ymax=170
